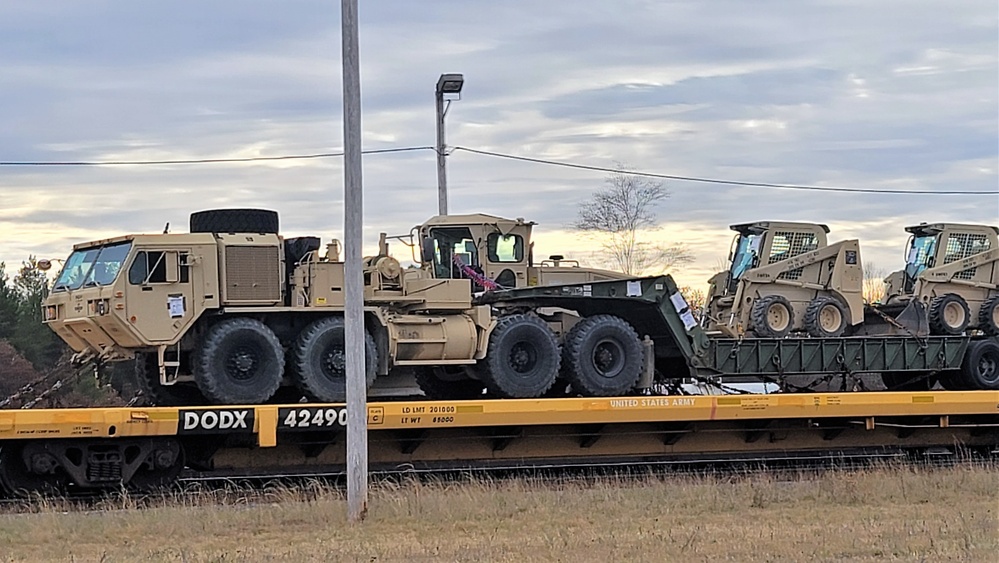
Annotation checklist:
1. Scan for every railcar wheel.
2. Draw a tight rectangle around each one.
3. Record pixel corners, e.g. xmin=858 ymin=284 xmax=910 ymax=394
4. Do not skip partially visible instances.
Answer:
xmin=291 ymin=316 xmax=377 ymax=403
xmin=189 ymin=208 xmax=279 ymax=234
xmin=960 ymin=340 xmax=999 ymax=390
xmin=135 ymin=353 xmax=206 ymax=406
xmin=750 ymin=295 xmax=794 ymax=338
xmin=803 ymin=296 xmax=847 ymax=338
xmin=562 ymin=315 xmax=644 ymax=396
xmin=978 ymin=296 xmax=999 ymax=336
xmin=127 ymin=440 xmax=185 ymax=492
xmin=928 ymin=294 xmax=970 ymax=335
xmin=0 ymin=444 xmax=66 ymax=498
xmin=195 ymin=318 xmax=284 ymax=404
xmin=415 ymin=366 xmax=486 ymax=400
xmin=480 ymin=314 xmax=559 ymax=398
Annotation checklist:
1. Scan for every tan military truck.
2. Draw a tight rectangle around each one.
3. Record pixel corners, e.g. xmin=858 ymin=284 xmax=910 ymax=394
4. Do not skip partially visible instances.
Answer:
xmin=702 ymin=221 xmax=865 ymax=338
xmin=41 ymin=209 xmax=643 ymax=406
xmin=883 ymin=222 xmax=999 ymax=335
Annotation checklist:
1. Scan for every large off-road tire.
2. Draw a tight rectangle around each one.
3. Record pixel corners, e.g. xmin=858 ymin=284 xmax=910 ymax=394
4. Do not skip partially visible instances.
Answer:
xmin=291 ymin=316 xmax=377 ymax=403
xmin=562 ymin=315 xmax=644 ymax=396
xmin=928 ymin=294 xmax=970 ymax=335
xmin=480 ymin=314 xmax=559 ymax=398
xmin=135 ymin=353 xmax=206 ymax=406
xmin=803 ymin=296 xmax=848 ymax=338
xmin=195 ymin=318 xmax=284 ymax=404
xmin=750 ymin=295 xmax=794 ymax=338
xmin=415 ymin=366 xmax=485 ymax=400
xmin=978 ymin=296 xmax=999 ymax=336
xmin=189 ymin=208 xmax=279 ymax=234
xmin=959 ymin=339 xmax=999 ymax=390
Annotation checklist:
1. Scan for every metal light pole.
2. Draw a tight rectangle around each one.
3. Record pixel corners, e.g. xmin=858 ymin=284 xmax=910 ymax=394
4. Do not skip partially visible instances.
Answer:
xmin=435 ymin=73 xmax=464 ymax=216
xmin=341 ymin=0 xmax=367 ymax=523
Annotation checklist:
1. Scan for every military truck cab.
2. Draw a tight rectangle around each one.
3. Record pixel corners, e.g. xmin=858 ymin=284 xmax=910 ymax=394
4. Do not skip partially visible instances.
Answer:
xmin=416 ymin=213 xmax=625 ymax=290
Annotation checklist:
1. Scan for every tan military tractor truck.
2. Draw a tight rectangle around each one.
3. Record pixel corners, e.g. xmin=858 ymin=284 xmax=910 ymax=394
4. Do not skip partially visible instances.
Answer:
xmin=409 ymin=213 xmax=626 ymax=289
xmin=42 ymin=209 xmax=645 ymax=406
xmin=882 ymin=222 xmax=999 ymax=335
xmin=702 ymin=221 xmax=865 ymax=338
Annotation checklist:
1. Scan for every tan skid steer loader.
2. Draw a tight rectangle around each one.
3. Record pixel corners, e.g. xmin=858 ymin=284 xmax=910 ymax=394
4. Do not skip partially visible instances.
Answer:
xmin=882 ymin=222 xmax=999 ymax=335
xmin=703 ymin=221 xmax=866 ymax=338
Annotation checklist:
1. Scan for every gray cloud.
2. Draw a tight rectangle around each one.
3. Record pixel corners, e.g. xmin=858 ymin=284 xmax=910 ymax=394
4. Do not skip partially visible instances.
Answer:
xmin=0 ymin=0 xmax=995 ymax=287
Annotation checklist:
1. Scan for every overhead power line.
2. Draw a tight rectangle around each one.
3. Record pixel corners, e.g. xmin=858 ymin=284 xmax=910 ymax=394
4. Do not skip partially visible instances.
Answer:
xmin=450 ymin=146 xmax=998 ymax=196
xmin=1 ymin=143 xmax=995 ymax=196
xmin=0 ymin=145 xmax=434 ymax=166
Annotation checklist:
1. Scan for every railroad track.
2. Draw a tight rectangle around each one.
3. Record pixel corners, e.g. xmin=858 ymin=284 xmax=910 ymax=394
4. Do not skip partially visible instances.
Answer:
xmin=1 ymin=446 xmax=994 ymax=513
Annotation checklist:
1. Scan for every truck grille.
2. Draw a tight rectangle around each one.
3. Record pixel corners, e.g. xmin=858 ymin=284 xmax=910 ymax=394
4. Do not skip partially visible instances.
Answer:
xmin=225 ymin=246 xmax=281 ymax=302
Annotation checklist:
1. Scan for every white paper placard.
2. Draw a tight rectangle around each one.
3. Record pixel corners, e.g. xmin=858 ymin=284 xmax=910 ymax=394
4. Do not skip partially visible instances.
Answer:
xmin=626 ymin=280 xmax=642 ymax=297
xmin=168 ymin=296 xmax=185 ymax=318
xmin=669 ymin=292 xmax=689 ymax=312
xmin=679 ymin=310 xmax=698 ymax=330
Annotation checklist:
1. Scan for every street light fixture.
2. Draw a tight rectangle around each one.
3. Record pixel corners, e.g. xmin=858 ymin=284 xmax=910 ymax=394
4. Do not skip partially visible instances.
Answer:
xmin=435 ymin=73 xmax=464 ymax=215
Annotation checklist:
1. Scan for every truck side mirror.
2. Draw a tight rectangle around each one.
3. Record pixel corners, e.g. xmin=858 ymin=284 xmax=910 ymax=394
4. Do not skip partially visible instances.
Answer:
xmin=420 ymin=237 xmax=436 ymax=264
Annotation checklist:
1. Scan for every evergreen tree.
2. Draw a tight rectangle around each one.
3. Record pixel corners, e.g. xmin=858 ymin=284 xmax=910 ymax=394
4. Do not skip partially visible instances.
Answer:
xmin=0 ymin=262 xmax=19 ymax=340
xmin=9 ymin=257 xmax=65 ymax=369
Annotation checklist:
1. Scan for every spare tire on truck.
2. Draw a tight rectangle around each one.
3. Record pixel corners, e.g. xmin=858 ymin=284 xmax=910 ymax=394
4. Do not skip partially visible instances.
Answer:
xmin=189 ymin=209 xmax=280 ymax=234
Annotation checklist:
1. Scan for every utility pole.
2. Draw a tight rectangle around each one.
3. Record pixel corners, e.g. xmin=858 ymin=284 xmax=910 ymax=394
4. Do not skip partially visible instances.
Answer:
xmin=341 ymin=0 xmax=367 ymax=523
xmin=435 ymin=73 xmax=464 ymax=216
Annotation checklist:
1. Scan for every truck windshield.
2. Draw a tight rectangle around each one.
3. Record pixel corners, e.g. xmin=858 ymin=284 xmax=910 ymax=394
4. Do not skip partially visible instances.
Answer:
xmin=52 ymin=241 xmax=133 ymax=291
xmin=904 ymin=235 xmax=937 ymax=279
xmin=730 ymin=234 xmax=762 ymax=280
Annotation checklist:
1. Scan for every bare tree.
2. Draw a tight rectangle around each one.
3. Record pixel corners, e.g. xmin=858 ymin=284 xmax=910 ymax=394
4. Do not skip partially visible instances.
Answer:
xmin=573 ymin=167 xmax=693 ymax=275
xmin=862 ymin=261 xmax=888 ymax=304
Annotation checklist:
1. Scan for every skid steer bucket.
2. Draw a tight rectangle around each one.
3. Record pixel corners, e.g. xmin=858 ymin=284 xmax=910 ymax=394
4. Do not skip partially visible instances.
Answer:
xmin=861 ymin=301 xmax=929 ymax=337
xmin=893 ymin=301 xmax=930 ymax=336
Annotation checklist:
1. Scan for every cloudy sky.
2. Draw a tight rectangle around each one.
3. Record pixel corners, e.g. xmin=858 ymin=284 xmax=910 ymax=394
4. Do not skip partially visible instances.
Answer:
xmin=1 ymin=1 xmax=996 ymax=288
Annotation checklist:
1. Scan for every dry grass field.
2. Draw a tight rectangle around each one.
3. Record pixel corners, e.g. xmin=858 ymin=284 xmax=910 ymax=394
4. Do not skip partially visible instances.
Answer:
xmin=0 ymin=463 xmax=996 ymax=562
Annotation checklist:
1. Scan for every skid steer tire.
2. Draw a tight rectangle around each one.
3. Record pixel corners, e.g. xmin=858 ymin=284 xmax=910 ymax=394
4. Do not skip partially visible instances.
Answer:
xmin=978 ymin=296 xmax=999 ymax=336
xmin=928 ymin=294 xmax=970 ymax=335
xmin=135 ymin=352 xmax=206 ymax=406
xmin=291 ymin=316 xmax=377 ymax=403
xmin=750 ymin=295 xmax=794 ymax=338
xmin=562 ymin=315 xmax=644 ymax=397
xmin=189 ymin=208 xmax=279 ymax=234
xmin=195 ymin=318 xmax=284 ymax=404
xmin=804 ymin=296 xmax=848 ymax=338
xmin=415 ymin=367 xmax=485 ymax=400
xmin=480 ymin=314 xmax=559 ymax=398
xmin=959 ymin=339 xmax=999 ymax=390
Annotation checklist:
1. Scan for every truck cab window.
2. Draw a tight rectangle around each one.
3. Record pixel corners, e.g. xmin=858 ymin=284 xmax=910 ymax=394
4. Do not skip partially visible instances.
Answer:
xmin=129 ymin=251 xmax=189 ymax=284
xmin=487 ymin=233 xmax=524 ymax=263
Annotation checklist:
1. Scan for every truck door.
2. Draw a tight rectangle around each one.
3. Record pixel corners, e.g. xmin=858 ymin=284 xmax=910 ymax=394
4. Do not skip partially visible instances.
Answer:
xmin=125 ymin=249 xmax=197 ymax=342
